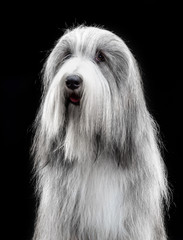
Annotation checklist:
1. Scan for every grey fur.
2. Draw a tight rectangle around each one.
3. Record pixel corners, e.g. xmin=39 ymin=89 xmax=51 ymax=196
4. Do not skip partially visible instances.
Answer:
xmin=32 ymin=26 xmax=169 ymax=240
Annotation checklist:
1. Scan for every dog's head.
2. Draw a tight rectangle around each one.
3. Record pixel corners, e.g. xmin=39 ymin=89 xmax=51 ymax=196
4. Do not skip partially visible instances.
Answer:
xmin=37 ymin=26 xmax=147 ymax=162
xmin=43 ymin=26 xmax=139 ymax=102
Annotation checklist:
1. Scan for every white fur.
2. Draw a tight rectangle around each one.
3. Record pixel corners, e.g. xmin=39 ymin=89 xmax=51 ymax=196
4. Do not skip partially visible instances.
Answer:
xmin=32 ymin=25 xmax=168 ymax=240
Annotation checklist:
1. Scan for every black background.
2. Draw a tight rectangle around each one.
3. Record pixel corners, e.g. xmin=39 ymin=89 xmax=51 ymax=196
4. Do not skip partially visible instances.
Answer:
xmin=1 ymin=2 xmax=182 ymax=240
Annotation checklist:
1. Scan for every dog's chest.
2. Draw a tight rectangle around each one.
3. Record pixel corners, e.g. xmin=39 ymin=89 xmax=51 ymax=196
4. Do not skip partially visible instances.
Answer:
xmin=77 ymin=160 xmax=125 ymax=235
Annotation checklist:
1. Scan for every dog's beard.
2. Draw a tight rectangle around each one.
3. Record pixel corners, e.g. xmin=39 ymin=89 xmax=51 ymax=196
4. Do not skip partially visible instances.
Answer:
xmin=40 ymin=54 xmax=142 ymax=166
xmin=40 ymin=57 xmax=121 ymax=163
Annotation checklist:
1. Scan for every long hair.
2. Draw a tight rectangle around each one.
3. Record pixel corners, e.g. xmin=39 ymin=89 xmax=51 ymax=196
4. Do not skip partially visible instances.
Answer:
xmin=32 ymin=25 xmax=169 ymax=240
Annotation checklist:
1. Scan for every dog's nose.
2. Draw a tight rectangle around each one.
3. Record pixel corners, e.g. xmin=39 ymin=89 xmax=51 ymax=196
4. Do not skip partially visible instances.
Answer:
xmin=65 ymin=75 xmax=82 ymax=90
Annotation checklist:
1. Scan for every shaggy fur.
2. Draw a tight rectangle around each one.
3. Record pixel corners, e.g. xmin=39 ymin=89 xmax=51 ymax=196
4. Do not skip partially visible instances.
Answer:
xmin=32 ymin=25 xmax=168 ymax=240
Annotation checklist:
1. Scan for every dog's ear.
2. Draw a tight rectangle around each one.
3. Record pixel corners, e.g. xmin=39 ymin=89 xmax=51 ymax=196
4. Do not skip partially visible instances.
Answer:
xmin=41 ymin=35 xmax=67 ymax=90
xmin=42 ymin=48 xmax=60 ymax=89
xmin=106 ymin=37 xmax=140 ymax=89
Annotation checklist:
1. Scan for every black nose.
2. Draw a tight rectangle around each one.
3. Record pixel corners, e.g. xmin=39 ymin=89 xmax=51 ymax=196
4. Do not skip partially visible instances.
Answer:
xmin=65 ymin=75 xmax=82 ymax=90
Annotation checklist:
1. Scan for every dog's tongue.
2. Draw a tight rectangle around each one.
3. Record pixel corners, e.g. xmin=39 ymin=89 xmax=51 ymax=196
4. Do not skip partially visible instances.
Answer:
xmin=70 ymin=94 xmax=80 ymax=104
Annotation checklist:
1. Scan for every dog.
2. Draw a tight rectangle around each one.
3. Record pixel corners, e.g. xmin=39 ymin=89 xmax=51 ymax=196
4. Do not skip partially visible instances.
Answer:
xmin=32 ymin=25 xmax=169 ymax=240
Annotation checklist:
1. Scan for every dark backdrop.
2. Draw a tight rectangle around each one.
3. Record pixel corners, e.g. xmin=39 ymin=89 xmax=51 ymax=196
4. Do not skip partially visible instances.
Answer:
xmin=1 ymin=2 xmax=182 ymax=240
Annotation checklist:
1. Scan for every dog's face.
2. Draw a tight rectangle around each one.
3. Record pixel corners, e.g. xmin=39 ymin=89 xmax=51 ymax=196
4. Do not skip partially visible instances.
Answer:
xmin=44 ymin=26 xmax=131 ymax=105
xmin=40 ymin=26 xmax=144 ymax=160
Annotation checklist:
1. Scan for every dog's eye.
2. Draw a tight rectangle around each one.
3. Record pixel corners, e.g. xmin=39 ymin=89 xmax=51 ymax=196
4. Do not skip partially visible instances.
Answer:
xmin=95 ymin=51 xmax=105 ymax=63
xmin=63 ymin=49 xmax=72 ymax=61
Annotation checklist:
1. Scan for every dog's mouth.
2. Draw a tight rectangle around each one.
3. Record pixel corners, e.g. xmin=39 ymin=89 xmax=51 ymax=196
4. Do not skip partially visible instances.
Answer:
xmin=68 ymin=92 xmax=81 ymax=105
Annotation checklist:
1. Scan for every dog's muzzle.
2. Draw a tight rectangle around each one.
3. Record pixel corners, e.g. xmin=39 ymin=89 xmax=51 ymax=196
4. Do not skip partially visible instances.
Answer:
xmin=65 ymin=75 xmax=83 ymax=105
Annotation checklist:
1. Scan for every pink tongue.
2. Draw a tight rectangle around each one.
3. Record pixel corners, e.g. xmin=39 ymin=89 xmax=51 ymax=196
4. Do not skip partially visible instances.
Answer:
xmin=70 ymin=96 xmax=80 ymax=103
